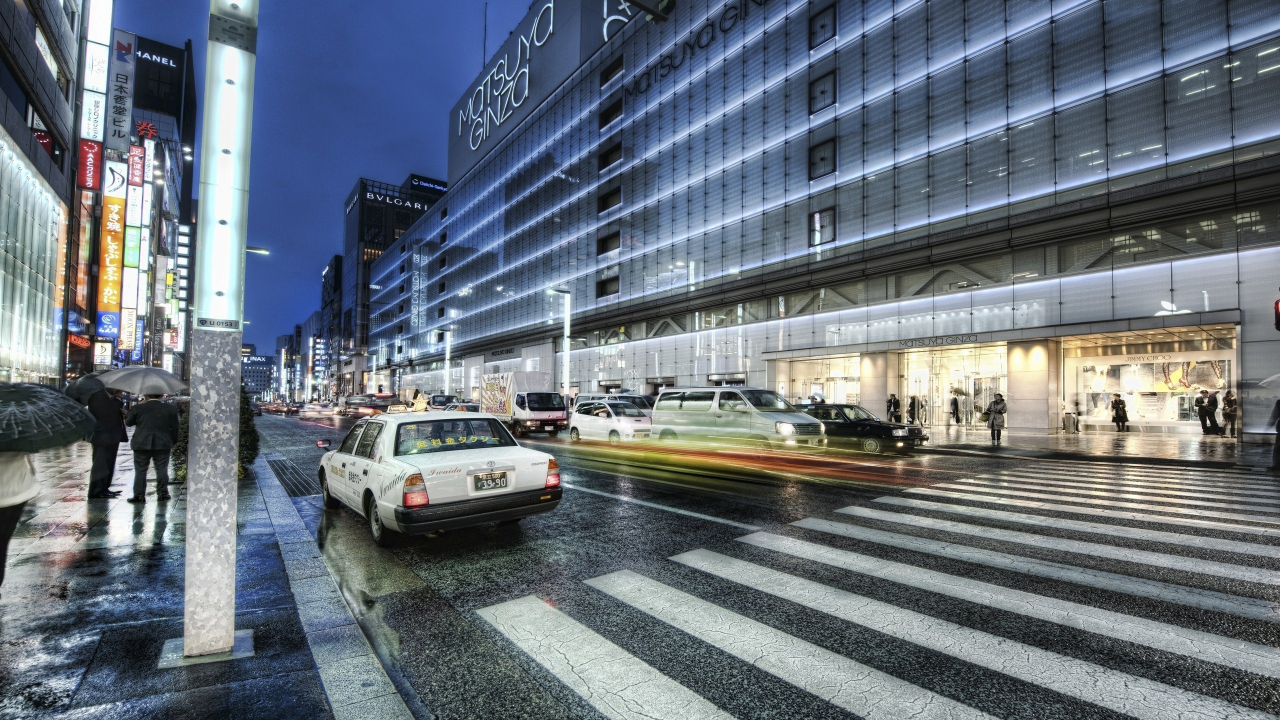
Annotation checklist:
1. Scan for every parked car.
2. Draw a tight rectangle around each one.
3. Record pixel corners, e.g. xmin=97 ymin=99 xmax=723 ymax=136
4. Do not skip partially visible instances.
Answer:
xmin=572 ymin=393 xmax=654 ymax=416
xmin=429 ymin=394 xmax=463 ymax=410
xmin=444 ymin=403 xmax=481 ymax=412
xmin=569 ymin=401 xmax=652 ymax=443
xmin=797 ymin=403 xmax=928 ymax=453
xmin=649 ymin=387 xmax=825 ymax=450
xmin=315 ymin=412 xmax=561 ymax=545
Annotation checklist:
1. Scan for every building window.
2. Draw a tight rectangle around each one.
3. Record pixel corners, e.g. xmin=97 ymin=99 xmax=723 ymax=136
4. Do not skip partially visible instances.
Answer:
xmin=438 ymin=256 xmax=447 ymax=269
xmin=398 ymin=304 xmax=404 ymax=314
xmin=400 ymin=244 xmax=407 ymax=254
xmin=399 ymin=263 xmax=405 ymax=273
xmin=809 ymin=140 xmax=836 ymax=179
xmin=810 ymin=72 xmax=836 ymax=114
xmin=435 ymin=331 xmax=445 ymax=343
xmin=811 ymin=207 xmax=836 ymax=246
xmin=810 ymin=5 xmax=836 ymax=49
xmin=397 ymin=325 xmax=403 ymax=334
xmin=397 ymin=345 xmax=403 ymax=354
xmin=399 ymin=283 xmax=405 ymax=293
xmin=440 ymin=232 xmax=447 ymax=245
xmin=596 ymin=277 xmax=620 ymax=298
xmin=438 ymin=307 xmax=445 ymax=319
xmin=600 ymin=56 xmax=624 ymax=87
xmin=598 ymin=187 xmax=622 ymax=213
xmin=597 ymin=231 xmax=621 ymax=255
xmin=599 ymin=98 xmax=623 ymax=129
xmin=440 ymin=207 xmax=447 ymax=220
xmin=598 ymin=142 xmax=623 ymax=171
xmin=438 ymin=281 xmax=446 ymax=294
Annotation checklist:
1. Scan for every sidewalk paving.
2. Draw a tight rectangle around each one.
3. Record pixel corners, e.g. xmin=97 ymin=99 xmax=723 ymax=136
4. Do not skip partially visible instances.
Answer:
xmin=0 ymin=441 xmax=393 ymax=719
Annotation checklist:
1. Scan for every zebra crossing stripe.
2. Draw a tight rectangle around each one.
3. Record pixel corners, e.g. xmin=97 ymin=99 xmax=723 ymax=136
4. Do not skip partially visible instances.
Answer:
xmin=673 ymin=548 xmax=1276 ymax=720
xmin=873 ymin=496 xmax=1280 ymax=559
xmin=738 ymin=532 xmax=1280 ymax=679
xmin=980 ymin=473 xmax=1280 ymax=501
xmin=791 ymin=517 xmax=1280 ymax=622
xmin=924 ymin=484 xmax=1280 ymax=527
xmin=1018 ymin=461 xmax=1263 ymax=479
xmin=476 ymin=596 xmax=733 ymax=720
xmin=584 ymin=569 xmax=996 ymax=720
xmin=904 ymin=487 xmax=1280 ymax=538
xmin=834 ymin=505 xmax=1280 ymax=585
xmin=954 ymin=479 xmax=1280 ymax=514
xmin=985 ymin=467 xmax=1280 ymax=491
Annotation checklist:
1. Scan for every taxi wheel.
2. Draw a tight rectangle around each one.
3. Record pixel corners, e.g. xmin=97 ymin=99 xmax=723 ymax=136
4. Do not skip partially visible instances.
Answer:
xmin=861 ymin=437 xmax=882 ymax=454
xmin=609 ymin=431 xmax=621 ymax=445
xmin=365 ymin=495 xmax=398 ymax=547
xmin=569 ymin=427 xmax=581 ymax=442
xmin=319 ymin=469 xmax=340 ymax=509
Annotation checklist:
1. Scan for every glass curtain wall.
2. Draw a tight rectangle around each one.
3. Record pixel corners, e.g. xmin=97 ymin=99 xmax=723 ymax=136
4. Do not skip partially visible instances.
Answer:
xmin=0 ymin=129 xmax=67 ymax=383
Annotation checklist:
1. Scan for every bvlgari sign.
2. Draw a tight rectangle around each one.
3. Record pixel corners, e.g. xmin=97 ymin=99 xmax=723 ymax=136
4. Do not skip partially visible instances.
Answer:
xmin=364 ymin=192 xmax=432 ymax=211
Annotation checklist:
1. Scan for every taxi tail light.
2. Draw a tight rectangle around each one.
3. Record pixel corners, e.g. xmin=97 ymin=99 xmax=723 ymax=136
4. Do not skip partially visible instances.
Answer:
xmin=545 ymin=459 xmax=561 ymax=488
xmin=402 ymin=474 xmax=429 ymax=507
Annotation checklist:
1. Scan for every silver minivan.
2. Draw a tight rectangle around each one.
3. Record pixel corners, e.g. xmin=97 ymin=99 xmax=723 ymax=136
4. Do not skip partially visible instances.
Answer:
xmin=649 ymin=387 xmax=826 ymax=450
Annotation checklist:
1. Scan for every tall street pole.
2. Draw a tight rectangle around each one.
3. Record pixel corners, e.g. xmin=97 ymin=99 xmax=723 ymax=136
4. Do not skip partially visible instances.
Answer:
xmin=443 ymin=329 xmax=452 ymax=396
xmin=563 ymin=293 xmax=570 ymax=398
xmin=183 ymin=0 xmax=259 ymax=658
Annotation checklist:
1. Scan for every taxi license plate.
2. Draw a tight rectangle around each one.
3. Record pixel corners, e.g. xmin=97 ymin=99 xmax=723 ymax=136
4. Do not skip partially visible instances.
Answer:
xmin=473 ymin=472 xmax=508 ymax=491
xmin=807 ymin=439 xmax=820 ymax=446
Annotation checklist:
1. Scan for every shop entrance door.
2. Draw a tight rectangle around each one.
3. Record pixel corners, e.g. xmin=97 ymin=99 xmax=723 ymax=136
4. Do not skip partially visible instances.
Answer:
xmin=902 ymin=345 xmax=1007 ymax=429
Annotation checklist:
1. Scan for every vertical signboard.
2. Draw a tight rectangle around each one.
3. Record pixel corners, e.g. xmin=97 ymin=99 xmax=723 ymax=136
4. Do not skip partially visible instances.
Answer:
xmin=127 ymin=145 xmax=145 ymax=185
xmin=120 ymin=308 xmax=137 ymax=350
xmin=80 ymin=92 xmax=106 ymax=142
xmin=103 ymin=160 xmax=128 ymax=198
xmin=97 ymin=196 xmax=126 ymax=337
xmin=123 ymin=226 xmax=141 ymax=267
xmin=125 ymin=184 xmax=143 ymax=226
xmin=77 ymin=140 xmax=102 ymax=189
xmin=105 ymin=30 xmax=137 ymax=153
xmin=131 ymin=318 xmax=144 ymax=362
xmin=85 ymin=39 xmax=110 ymax=92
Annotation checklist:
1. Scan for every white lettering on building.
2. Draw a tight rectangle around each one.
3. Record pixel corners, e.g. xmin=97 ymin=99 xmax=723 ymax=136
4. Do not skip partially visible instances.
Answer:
xmin=457 ymin=1 xmax=554 ymax=152
xmin=364 ymin=192 xmax=426 ymax=211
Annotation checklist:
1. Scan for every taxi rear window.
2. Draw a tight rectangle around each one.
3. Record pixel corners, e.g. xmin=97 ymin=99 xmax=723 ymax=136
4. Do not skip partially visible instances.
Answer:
xmin=394 ymin=419 xmax=517 ymax=456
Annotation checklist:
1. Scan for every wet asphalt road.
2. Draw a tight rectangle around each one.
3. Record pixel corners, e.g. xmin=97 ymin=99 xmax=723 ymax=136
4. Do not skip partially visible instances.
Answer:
xmin=255 ymin=413 xmax=1280 ymax=720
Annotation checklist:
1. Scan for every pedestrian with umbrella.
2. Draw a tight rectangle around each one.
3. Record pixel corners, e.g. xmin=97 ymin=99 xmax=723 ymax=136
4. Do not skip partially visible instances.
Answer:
xmin=99 ymin=368 xmax=187 ymax=504
xmin=0 ymin=383 xmax=96 ymax=596
xmin=85 ymin=387 xmax=127 ymax=499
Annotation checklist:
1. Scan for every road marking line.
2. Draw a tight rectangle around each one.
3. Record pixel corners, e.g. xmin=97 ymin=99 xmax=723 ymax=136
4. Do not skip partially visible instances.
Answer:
xmin=905 ymin=488 xmax=1280 ymax=538
xmin=921 ymin=485 xmax=1280 ymax=527
xmin=954 ymin=479 xmax=1280 ymax=514
xmin=476 ymin=596 xmax=732 ymax=720
xmin=737 ymin=532 xmax=1280 ymax=678
xmin=977 ymin=474 xmax=1280 ymax=503
xmin=982 ymin=470 xmax=1280 ymax=495
xmin=835 ymin=505 xmax=1280 ymax=585
xmin=585 ymin=569 xmax=995 ymax=720
xmin=873 ymin=497 xmax=1280 ymax=558
xmin=791 ymin=517 xmax=1280 ymax=622
xmin=562 ymin=483 xmax=761 ymax=531
xmin=1017 ymin=461 xmax=1262 ymax=478
xmin=674 ymin=548 xmax=1275 ymax=720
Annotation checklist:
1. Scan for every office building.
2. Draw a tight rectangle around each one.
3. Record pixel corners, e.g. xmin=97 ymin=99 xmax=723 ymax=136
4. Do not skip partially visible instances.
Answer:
xmin=372 ymin=0 xmax=1280 ymax=439
xmin=240 ymin=343 xmax=271 ymax=398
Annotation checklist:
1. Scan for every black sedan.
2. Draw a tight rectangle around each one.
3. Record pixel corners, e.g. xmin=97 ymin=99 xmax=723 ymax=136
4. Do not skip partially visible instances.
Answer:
xmin=797 ymin=403 xmax=928 ymax=453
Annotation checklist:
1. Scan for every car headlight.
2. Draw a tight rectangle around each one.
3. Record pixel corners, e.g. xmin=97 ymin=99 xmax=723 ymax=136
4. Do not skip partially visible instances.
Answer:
xmin=775 ymin=422 xmax=795 ymax=436
xmin=892 ymin=428 xmax=909 ymax=437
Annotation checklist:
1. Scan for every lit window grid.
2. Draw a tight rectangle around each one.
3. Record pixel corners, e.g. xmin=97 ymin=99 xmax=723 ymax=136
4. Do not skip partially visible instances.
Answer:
xmin=373 ymin=0 xmax=1280 ymax=359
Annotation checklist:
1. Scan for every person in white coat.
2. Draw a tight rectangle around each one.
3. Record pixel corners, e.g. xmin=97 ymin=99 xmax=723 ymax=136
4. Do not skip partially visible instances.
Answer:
xmin=0 ymin=452 xmax=38 ymax=596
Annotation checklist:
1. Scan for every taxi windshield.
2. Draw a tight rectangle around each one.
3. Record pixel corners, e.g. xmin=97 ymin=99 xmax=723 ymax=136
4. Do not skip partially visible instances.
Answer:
xmin=394 ymin=419 xmax=517 ymax=456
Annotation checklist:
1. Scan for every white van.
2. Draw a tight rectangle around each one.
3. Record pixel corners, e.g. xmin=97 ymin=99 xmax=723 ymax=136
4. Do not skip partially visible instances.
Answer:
xmin=569 ymin=400 xmax=652 ymax=443
xmin=572 ymin=393 xmax=653 ymax=416
xmin=649 ymin=387 xmax=826 ymax=450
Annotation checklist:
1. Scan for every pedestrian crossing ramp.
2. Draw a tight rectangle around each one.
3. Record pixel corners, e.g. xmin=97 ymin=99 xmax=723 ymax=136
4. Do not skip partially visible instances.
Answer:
xmin=479 ymin=460 xmax=1280 ymax=719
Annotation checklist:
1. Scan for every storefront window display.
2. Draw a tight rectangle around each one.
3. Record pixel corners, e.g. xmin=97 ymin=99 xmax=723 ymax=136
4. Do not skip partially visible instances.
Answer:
xmin=1067 ymin=351 xmax=1233 ymax=431
xmin=902 ymin=346 xmax=1007 ymax=427
xmin=787 ymin=356 xmax=861 ymax=405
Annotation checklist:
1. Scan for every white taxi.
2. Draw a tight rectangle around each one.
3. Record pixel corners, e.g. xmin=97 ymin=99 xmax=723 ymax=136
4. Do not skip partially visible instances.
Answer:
xmin=315 ymin=411 xmax=561 ymax=546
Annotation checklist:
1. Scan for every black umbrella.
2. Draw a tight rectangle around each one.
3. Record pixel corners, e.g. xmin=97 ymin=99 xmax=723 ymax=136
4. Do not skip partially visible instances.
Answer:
xmin=0 ymin=383 xmax=96 ymax=453
xmin=65 ymin=370 xmax=108 ymax=404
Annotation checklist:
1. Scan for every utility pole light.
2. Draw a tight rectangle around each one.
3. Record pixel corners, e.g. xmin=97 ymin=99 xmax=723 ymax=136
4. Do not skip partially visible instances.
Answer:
xmin=168 ymin=0 xmax=260 ymax=665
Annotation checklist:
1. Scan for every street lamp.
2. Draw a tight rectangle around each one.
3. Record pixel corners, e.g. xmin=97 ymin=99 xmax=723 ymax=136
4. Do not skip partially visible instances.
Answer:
xmin=245 ymin=246 xmax=269 ymax=255
xmin=549 ymin=288 xmax=570 ymax=398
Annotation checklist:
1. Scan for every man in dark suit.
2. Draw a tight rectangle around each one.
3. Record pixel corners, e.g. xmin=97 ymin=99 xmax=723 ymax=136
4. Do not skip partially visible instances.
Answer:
xmin=125 ymin=395 xmax=181 ymax=503
xmin=1196 ymin=390 xmax=1222 ymax=435
xmin=86 ymin=389 xmax=126 ymax=498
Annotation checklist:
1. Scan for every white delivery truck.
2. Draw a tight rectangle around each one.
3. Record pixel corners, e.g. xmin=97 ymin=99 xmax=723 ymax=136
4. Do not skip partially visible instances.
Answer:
xmin=480 ymin=371 xmax=569 ymax=437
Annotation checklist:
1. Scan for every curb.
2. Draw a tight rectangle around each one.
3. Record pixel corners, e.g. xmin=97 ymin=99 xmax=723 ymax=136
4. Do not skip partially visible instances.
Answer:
xmin=252 ymin=457 xmax=415 ymax=720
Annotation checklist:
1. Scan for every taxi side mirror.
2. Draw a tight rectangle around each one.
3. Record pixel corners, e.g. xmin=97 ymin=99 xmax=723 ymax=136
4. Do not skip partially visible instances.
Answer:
xmin=316 ymin=439 xmax=331 ymax=449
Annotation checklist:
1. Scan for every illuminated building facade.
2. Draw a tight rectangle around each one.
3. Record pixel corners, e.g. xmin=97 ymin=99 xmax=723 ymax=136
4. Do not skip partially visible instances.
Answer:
xmin=374 ymin=0 xmax=1280 ymax=439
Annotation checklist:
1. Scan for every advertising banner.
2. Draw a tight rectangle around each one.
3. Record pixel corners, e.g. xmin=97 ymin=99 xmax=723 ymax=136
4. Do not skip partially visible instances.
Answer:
xmin=125 ymin=184 xmax=143 ymax=226
xmin=96 ymin=195 xmax=126 ymax=337
xmin=119 ymin=308 xmax=137 ymax=350
xmin=121 ymin=267 xmax=138 ymax=309
xmin=80 ymin=91 xmax=106 ymax=142
xmin=77 ymin=140 xmax=102 ymax=189
xmin=137 ymin=271 xmax=149 ymax=311
xmin=103 ymin=160 xmax=128 ymax=198
xmin=141 ymin=181 xmax=152 ymax=221
xmin=105 ymin=30 xmax=137 ymax=153
xmin=93 ymin=341 xmax=113 ymax=366
xmin=127 ymin=145 xmax=145 ymax=185
xmin=131 ymin=318 xmax=144 ymax=362
xmin=123 ymin=226 xmax=140 ymax=267
xmin=85 ymin=40 xmax=110 ymax=93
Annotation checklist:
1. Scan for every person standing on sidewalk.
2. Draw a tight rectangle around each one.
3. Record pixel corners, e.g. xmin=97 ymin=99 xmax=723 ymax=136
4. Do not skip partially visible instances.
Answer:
xmin=1111 ymin=393 xmax=1129 ymax=432
xmin=1222 ymin=391 xmax=1239 ymax=439
xmin=1196 ymin=390 xmax=1223 ymax=436
xmin=124 ymin=395 xmax=180 ymax=503
xmin=887 ymin=394 xmax=902 ymax=423
xmin=0 ymin=452 xmax=37 ymax=597
xmin=86 ymin=389 xmax=126 ymax=499
xmin=985 ymin=393 xmax=1007 ymax=446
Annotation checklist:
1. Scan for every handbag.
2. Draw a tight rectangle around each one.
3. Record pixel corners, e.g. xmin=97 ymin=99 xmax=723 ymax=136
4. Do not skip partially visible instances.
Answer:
xmin=979 ymin=412 xmax=990 ymax=423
